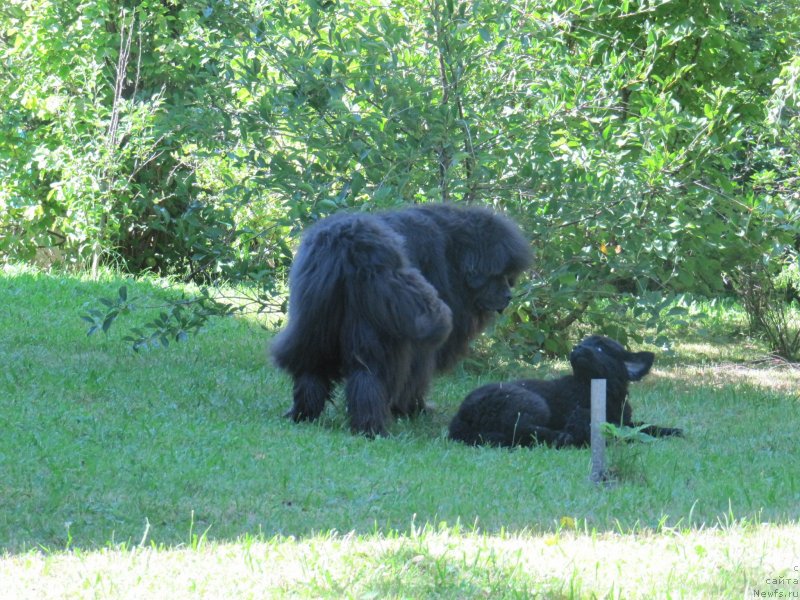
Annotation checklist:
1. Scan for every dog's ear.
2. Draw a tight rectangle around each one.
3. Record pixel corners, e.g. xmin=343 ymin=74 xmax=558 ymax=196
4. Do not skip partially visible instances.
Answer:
xmin=624 ymin=351 xmax=655 ymax=380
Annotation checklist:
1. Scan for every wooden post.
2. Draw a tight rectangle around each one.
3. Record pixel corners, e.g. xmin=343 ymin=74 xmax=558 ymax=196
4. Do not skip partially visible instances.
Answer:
xmin=590 ymin=378 xmax=607 ymax=483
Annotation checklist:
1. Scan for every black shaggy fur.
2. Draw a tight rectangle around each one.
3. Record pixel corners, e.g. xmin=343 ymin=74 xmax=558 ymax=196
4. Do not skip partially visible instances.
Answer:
xmin=448 ymin=335 xmax=683 ymax=447
xmin=271 ymin=203 xmax=532 ymax=436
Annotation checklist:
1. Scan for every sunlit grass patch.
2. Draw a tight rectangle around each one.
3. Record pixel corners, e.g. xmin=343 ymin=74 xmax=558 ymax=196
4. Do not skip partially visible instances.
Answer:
xmin=2 ymin=523 xmax=799 ymax=598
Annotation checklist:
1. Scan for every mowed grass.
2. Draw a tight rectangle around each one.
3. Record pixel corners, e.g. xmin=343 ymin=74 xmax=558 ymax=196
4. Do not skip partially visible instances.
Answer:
xmin=2 ymin=265 xmax=800 ymax=598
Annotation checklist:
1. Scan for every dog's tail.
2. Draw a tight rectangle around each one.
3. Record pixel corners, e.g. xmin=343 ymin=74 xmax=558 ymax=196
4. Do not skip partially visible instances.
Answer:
xmin=270 ymin=218 xmax=347 ymax=373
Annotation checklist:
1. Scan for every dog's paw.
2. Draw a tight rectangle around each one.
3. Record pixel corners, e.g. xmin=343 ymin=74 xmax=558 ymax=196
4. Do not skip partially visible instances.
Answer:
xmin=284 ymin=405 xmax=322 ymax=423
xmin=554 ymin=432 xmax=575 ymax=448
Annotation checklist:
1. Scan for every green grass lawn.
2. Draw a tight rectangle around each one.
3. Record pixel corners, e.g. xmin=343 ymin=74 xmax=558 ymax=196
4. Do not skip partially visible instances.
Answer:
xmin=2 ymin=265 xmax=799 ymax=598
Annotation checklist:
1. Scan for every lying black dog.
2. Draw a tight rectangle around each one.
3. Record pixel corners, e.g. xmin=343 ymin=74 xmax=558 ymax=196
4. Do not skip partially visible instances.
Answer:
xmin=448 ymin=335 xmax=683 ymax=447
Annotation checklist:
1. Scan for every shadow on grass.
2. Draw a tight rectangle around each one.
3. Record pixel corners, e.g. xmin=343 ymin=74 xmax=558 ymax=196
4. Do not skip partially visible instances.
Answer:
xmin=2 ymin=268 xmax=800 ymax=553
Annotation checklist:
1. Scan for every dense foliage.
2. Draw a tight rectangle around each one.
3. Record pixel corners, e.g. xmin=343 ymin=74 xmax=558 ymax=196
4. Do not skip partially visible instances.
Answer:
xmin=2 ymin=0 xmax=799 ymax=356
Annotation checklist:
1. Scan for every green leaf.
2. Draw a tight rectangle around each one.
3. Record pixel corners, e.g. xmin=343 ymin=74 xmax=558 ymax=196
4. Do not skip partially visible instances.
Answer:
xmin=102 ymin=310 xmax=119 ymax=333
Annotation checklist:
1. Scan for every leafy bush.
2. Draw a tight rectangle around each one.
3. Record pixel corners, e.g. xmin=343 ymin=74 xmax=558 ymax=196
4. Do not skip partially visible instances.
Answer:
xmin=730 ymin=257 xmax=800 ymax=361
xmin=2 ymin=1 xmax=799 ymax=353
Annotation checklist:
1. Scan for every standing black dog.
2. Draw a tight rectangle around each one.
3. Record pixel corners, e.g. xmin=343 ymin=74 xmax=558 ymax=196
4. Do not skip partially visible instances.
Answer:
xmin=271 ymin=203 xmax=532 ymax=437
xmin=448 ymin=335 xmax=683 ymax=447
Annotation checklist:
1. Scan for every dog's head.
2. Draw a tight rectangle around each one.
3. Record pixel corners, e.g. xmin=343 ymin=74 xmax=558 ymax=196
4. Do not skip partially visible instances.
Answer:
xmin=569 ymin=335 xmax=654 ymax=383
xmin=466 ymin=272 xmax=518 ymax=314
xmin=458 ymin=209 xmax=532 ymax=315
